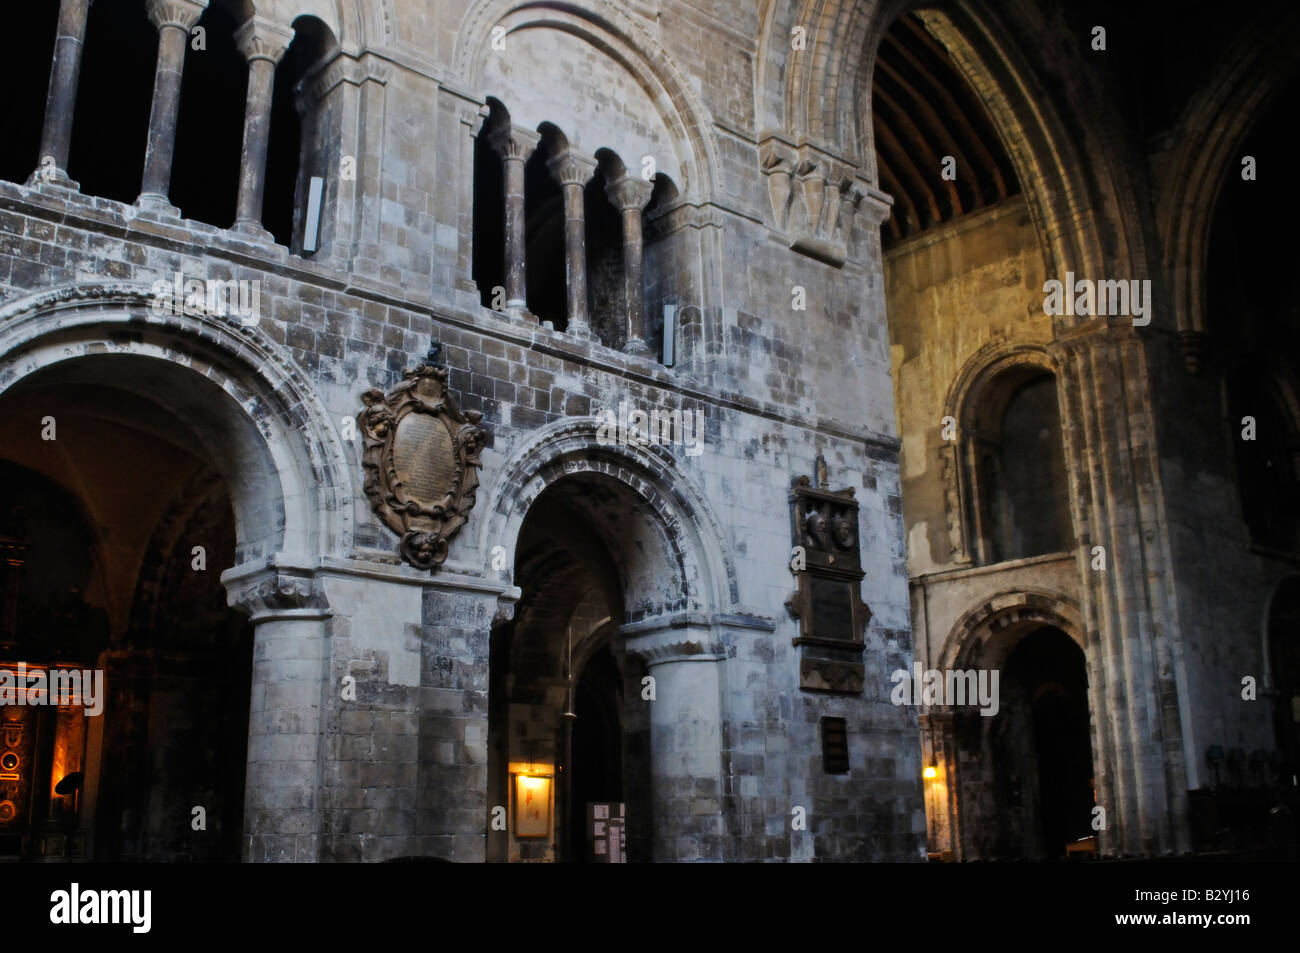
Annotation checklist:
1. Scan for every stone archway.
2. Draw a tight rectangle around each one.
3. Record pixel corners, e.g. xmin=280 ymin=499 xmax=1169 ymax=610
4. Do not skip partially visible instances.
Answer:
xmin=924 ymin=590 xmax=1096 ymax=860
xmin=481 ymin=419 xmax=738 ymax=862
xmin=0 ymin=281 xmax=352 ymax=862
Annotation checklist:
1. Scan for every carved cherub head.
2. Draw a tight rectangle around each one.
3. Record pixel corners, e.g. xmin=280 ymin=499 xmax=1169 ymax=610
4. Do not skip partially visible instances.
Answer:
xmin=360 ymin=388 xmax=393 ymax=436
xmin=805 ymin=508 xmax=828 ymax=548
xmin=832 ymin=512 xmax=856 ymax=550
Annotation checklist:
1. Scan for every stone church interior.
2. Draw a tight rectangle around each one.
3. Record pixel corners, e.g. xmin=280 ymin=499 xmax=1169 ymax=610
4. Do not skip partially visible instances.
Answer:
xmin=0 ymin=0 xmax=1297 ymax=867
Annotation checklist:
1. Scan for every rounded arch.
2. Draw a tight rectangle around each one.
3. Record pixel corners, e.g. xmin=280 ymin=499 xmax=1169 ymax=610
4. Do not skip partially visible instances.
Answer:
xmin=945 ymin=342 xmax=1058 ymax=428
xmin=240 ymin=0 xmax=390 ymax=50
xmin=480 ymin=417 xmax=738 ymax=621
xmin=0 ymin=281 xmax=354 ymax=566
xmin=944 ymin=343 xmax=1072 ymax=565
xmin=939 ymin=588 xmax=1085 ymax=674
xmin=1263 ymin=574 xmax=1300 ymax=691
xmin=454 ymin=0 xmax=720 ymax=202
xmin=1156 ymin=5 xmax=1300 ymax=344
xmin=803 ymin=0 xmax=1140 ymax=290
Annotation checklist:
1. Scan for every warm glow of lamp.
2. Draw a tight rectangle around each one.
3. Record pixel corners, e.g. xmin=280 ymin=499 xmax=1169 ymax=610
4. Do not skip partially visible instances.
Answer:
xmin=512 ymin=770 xmax=553 ymax=838
xmin=923 ymin=763 xmax=938 ymax=780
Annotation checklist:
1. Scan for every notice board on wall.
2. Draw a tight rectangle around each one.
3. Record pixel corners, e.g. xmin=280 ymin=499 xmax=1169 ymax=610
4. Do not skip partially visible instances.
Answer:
xmin=587 ymin=802 xmax=626 ymax=863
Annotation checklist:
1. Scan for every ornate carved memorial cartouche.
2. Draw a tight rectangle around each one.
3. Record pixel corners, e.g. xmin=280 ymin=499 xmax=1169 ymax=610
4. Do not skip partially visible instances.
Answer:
xmin=358 ymin=342 xmax=487 ymax=570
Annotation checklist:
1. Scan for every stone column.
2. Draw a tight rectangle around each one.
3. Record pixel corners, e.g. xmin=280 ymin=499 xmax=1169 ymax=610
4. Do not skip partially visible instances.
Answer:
xmin=623 ymin=620 xmax=727 ymax=862
xmin=223 ymin=563 xmax=330 ymax=863
xmin=31 ymin=0 xmax=93 ymax=187
xmin=1053 ymin=329 xmax=1192 ymax=856
xmin=487 ymin=124 xmax=540 ymax=314
xmin=606 ymin=175 xmax=653 ymax=357
xmin=138 ymin=0 xmax=208 ymax=212
xmin=547 ymin=150 xmax=597 ymax=341
xmin=233 ymin=16 xmax=295 ymax=238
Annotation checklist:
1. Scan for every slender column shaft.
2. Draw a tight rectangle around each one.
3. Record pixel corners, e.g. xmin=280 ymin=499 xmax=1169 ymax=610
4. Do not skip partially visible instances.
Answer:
xmin=234 ymin=17 xmax=294 ymax=236
xmin=139 ymin=0 xmax=208 ymax=210
xmin=547 ymin=150 xmax=597 ymax=340
xmin=607 ymin=175 xmax=653 ymax=356
xmin=487 ymin=125 xmax=539 ymax=312
xmin=34 ymin=0 xmax=93 ymax=184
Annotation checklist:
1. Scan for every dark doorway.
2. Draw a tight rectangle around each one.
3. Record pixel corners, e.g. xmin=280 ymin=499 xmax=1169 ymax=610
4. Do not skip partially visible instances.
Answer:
xmin=1005 ymin=626 xmax=1094 ymax=857
xmin=487 ymin=473 xmax=654 ymax=863
xmin=1270 ymin=577 xmax=1300 ymax=783
xmin=566 ymin=642 xmax=623 ymax=862
xmin=0 ymin=368 xmax=254 ymax=862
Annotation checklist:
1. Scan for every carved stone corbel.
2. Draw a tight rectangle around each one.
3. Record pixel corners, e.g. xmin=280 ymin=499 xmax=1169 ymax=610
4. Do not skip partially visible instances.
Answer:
xmin=758 ymin=135 xmax=860 ymax=266
xmin=759 ymin=134 xmax=799 ymax=232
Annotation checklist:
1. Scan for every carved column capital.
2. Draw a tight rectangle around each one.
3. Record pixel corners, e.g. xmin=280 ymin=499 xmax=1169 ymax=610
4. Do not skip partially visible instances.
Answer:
xmin=224 ymin=563 xmax=330 ymax=622
xmin=620 ymin=615 xmax=725 ymax=664
xmin=855 ymin=180 xmax=894 ymax=227
xmin=605 ymin=174 xmax=652 ymax=212
xmin=758 ymin=133 xmax=798 ymax=175
xmin=235 ymin=15 xmax=295 ymax=65
xmin=486 ymin=124 xmax=539 ymax=163
xmin=146 ymin=0 xmax=207 ymax=31
xmin=546 ymin=149 xmax=597 ymax=188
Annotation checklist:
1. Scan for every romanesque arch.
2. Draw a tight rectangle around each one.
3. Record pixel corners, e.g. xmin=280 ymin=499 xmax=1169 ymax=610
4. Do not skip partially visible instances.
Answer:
xmin=929 ymin=589 xmax=1095 ymax=860
xmin=939 ymin=588 xmax=1084 ymax=673
xmin=0 ymin=280 xmax=355 ymax=860
xmin=454 ymin=0 xmax=720 ymax=202
xmin=479 ymin=417 xmax=742 ymax=862
xmin=766 ymin=0 xmax=1150 ymax=291
xmin=1155 ymin=4 xmax=1300 ymax=355
xmin=480 ymin=417 xmax=738 ymax=619
xmin=0 ymin=281 xmax=353 ymax=564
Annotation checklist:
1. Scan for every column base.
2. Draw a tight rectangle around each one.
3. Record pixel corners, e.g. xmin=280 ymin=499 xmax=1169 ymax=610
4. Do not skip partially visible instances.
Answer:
xmin=624 ymin=337 xmax=652 ymax=358
xmin=136 ymin=192 xmax=181 ymax=217
xmin=566 ymin=323 xmax=594 ymax=343
xmin=233 ymin=219 xmax=276 ymax=243
xmin=26 ymin=167 xmax=79 ymax=191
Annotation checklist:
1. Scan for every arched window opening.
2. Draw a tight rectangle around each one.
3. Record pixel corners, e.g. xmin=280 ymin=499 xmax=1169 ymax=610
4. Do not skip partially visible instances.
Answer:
xmin=1 ymin=5 xmax=59 ymax=185
xmin=472 ymin=101 xmax=509 ymax=309
xmin=586 ymin=165 xmax=625 ymax=350
xmin=642 ymin=173 xmax=681 ymax=362
xmin=1228 ymin=369 xmax=1300 ymax=552
xmin=524 ymin=132 xmax=566 ymax=330
xmin=171 ymin=2 xmax=246 ymax=228
xmin=964 ymin=368 xmax=1072 ymax=565
xmin=68 ymin=0 xmax=156 ymax=204
xmin=264 ymin=15 xmax=337 ymax=251
xmin=472 ymin=102 xmax=682 ymax=362
xmin=1208 ymin=72 xmax=1300 ymax=554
